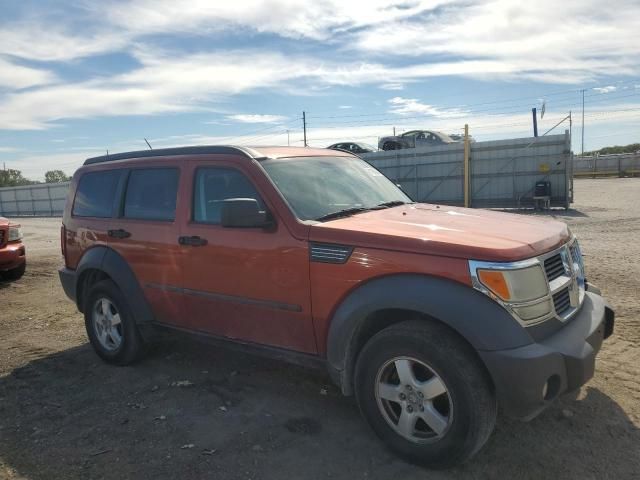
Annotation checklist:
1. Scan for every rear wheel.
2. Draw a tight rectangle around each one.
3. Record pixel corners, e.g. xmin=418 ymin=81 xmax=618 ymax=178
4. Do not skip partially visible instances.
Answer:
xmin=3 ymin=261 xmax=26 ymax=281
xmin=354 ymin=320 xmax=496 ymax=468
xmin=383 ymin=142 xmax=399 ymax=151
xmin=84 ymin=279 xmax=144 ymax=365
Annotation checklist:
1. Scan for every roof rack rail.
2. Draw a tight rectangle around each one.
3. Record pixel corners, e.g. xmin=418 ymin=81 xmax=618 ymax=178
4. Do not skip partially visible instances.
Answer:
xmin=83 ymin=145 xmax=260 ymax=166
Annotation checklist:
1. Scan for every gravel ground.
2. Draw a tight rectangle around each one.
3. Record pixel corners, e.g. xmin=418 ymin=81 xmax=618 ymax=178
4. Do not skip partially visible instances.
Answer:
xmin=1 ymin=178 xmax=639 ymax=479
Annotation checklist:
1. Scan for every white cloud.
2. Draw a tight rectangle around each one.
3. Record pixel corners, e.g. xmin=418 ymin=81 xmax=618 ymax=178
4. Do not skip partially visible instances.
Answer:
xmin=0 ymin=23 xmax=130 ymax=62
xmin=227 ymin=114 xmax=287 ymax=123
xmin=339 ymin=105 xmax=352 ymax=109
xmin=0 ymin=48 xmax=560 ymax=130
xmin=380 ymin=83 xmax=404 ymax=91
xmin=0 ymin=58 xmax=57 ymax=89
xmin=354 ymin=0 xmax=640 ymax=83
xmin=593 ymin=86 xmax=617 ymax=93
xmin=388 ymin=97 xmax=469 ymax=118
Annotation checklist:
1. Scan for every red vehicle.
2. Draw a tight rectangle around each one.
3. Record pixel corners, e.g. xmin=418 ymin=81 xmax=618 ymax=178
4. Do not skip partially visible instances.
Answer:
xmin=0 ymin=217 xmax=26 ymax=280
xmin=59 ymin=146 xmax=614 ymax=467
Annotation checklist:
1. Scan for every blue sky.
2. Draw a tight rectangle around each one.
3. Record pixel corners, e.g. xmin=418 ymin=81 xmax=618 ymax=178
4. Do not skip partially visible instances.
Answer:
xmin=1 ymin=0 xmax=639 ymax=180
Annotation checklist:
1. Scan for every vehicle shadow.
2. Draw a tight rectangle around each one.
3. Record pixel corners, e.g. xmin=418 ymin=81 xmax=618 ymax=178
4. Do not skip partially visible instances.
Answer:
xmin=1 ymin=339 xmax=638 ymax=480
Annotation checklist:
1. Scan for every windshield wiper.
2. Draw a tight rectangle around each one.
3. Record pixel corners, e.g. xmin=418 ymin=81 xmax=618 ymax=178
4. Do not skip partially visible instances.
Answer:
xmin=374 ymin=200 xmax=411 ymax=209
xmin=315 ymin=207 xmax=369 ymax=222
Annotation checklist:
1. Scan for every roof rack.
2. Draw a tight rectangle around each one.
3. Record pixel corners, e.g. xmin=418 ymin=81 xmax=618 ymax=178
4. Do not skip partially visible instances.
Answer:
xmin=83 ymin=145 xmax=261 ymax=166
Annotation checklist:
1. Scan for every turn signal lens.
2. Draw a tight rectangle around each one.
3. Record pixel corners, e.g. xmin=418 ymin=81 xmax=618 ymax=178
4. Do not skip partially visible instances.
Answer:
xmin=478 ymin=270 xmax=511 ymax=300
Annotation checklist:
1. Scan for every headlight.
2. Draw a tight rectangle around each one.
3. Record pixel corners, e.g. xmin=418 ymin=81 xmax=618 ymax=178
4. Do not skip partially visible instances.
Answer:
xmin=470 ymin=259 xmax=552 ymax=325
xmin=8 ymin=225 xmax=23 ymax=242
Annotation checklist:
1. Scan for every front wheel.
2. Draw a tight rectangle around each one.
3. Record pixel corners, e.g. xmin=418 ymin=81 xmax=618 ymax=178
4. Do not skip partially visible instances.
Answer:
xmin=354 ymin=320 xmax=496 ymax=468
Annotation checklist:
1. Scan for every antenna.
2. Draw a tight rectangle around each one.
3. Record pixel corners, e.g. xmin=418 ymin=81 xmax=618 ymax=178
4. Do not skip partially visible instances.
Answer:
xmin=144 ymin=138 xmax=153 ymax=149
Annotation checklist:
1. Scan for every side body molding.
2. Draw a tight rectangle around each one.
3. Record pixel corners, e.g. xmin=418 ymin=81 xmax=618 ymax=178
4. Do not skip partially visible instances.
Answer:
xmin=74 ymin=246 xmax=155 ymax=326
xmin=325 ymin=274 xmax=534 ymax=394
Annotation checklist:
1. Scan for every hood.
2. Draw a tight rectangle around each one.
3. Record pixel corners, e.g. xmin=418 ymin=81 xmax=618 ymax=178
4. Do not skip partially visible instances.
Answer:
xmin=0 ymin=217 xmax=8 ymax=227
xmin=310 ymin=204 xmax=570 ymax=262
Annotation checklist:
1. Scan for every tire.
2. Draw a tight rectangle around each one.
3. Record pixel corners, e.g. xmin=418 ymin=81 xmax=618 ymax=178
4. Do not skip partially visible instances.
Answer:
xmin=3 ymin=261 xmax=26 ymax=281
xmin=84 ymin=279 xmax=144 ymax=365
xmin=383 ymin=142 xmax=398 ymax=151
xmin=354 ymin=320 xmax=496 ymax=468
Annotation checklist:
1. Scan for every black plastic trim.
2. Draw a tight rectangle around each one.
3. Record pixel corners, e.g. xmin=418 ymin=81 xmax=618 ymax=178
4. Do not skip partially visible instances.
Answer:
xmin=146 ymin=283 xmax=303 ymax=312
xmin=84 ymin=146 xmax=256 ymax=165
xmin=309 ymin=243 xmax=353 ymax=264
xmin=325 ymin=274 xmax=532 ymax=395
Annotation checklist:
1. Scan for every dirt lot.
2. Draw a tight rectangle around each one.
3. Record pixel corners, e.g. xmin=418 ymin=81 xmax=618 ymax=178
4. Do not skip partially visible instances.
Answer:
xmin=1 ymin=178 xmax=639 ymax=480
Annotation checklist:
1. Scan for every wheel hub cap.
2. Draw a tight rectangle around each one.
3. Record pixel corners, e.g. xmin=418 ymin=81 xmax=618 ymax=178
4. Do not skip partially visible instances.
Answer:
xmin=92 ymin=297 xmax=123 ymax=351
xmin=375 ymin=357 xmax=453 ymax=443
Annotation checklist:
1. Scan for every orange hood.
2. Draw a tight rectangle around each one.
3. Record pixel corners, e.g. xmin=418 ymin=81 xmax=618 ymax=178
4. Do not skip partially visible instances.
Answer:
xmin=310 ymin=204 xmax=570 ymax=262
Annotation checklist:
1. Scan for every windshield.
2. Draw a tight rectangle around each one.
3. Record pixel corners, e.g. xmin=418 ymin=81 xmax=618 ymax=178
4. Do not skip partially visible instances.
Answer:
xmin=261 ymin=156 xmax=411 ymax=221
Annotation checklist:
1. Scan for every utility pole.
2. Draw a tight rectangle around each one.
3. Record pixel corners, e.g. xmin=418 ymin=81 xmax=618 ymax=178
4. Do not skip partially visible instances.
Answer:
xmin=393 ymin=126 xmax=396 ymax=136
xmin=532 ymin=108 xmax=538 ymax=137
xmin=287 ymin=130 xmax=290 ymax=146
xmin=581 ymin=89 xmax=585 ymax=156
xmin=302 ymin=111 xmax=307 ymax=147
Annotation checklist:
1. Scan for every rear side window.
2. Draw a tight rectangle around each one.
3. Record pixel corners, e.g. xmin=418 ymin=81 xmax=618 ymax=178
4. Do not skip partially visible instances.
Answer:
xmin=124 ymin=168 xmax=179 ymax=221
xmin=193 ymin=168 xmax=264 ymax=224
xmin=72 ymin=170 xmax=122 ymax=218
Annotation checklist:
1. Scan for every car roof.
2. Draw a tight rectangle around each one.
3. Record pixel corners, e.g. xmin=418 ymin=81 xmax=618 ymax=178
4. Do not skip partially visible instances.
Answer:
xmin=83 ymin=145 xmax=352 ymax=166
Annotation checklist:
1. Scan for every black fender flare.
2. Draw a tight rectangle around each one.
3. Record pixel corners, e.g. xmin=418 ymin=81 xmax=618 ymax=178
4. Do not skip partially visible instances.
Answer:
xmin=325 ymin=274 xmax=533 ymax=394
xmin=74 ymin=246 xmax=155 ymax=326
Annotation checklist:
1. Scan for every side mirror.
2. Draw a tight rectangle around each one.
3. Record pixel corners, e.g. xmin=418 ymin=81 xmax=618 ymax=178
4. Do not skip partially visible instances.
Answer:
xmin=220 ymin=198 xmax=272 ymax=228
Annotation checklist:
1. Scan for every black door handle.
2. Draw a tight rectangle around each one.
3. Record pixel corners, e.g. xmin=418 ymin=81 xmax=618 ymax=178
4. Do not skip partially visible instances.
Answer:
xmin=178 ymin=235 xmax=207 ymax=246
xmin=108 ymin=229 xmax=131 ymax=239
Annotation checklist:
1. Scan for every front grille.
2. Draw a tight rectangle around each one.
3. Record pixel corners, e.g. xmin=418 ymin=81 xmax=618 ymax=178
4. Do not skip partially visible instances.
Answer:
xmin=552 ymin=287 xmax=572 ymax=315
xmin=0 ymin=228 xmax=5 ymax=247
xmin=544 ymin=253 xmax=565 ymax=281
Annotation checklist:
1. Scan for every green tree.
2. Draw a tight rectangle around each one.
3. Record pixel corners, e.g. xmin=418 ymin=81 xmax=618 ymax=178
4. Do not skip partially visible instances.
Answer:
xmin=0 ymin=169 xmax=37 ymax=187
xmin=44 ymin=169 xmax=71 ymax=183
xmin=584 ymin=143 xmax=640 ymax=156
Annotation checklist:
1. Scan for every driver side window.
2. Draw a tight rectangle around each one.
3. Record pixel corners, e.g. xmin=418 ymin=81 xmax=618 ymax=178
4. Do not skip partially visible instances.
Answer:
xmin=193 ymin=168 xmax=264 ymax=224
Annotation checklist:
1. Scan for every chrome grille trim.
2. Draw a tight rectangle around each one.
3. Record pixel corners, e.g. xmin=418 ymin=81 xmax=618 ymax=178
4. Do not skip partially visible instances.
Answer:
xmin=544 ymin=254 xmax=565 ymax=282
xmin=552 ymin=287 xmax=572 ymax=315
xmin=309 ymin=243 xmax=353 ymax=264
xmin=469 ymin=237 xmax=586 ymax=327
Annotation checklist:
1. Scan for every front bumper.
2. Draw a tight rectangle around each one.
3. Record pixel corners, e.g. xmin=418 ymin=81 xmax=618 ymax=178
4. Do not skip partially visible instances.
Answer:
xmin=0 ymin=243 xmax=26 ymax=271
xmin=479 ymin=290 xmax=614 ymax=420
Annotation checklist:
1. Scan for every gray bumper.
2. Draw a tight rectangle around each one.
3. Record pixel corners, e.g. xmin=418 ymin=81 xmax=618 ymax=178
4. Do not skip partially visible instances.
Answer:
xmin=479 ymin=291 xmax=614 ymax=420
xmin=58 ymin=267 xmax=77 ymax=303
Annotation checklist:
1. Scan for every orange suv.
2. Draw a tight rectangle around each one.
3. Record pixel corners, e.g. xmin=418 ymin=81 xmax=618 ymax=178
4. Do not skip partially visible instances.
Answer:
xmin=59 ymin=146 xmax=614 ymax=467
xmin=0 ymin=217 xmax=26 ymax=280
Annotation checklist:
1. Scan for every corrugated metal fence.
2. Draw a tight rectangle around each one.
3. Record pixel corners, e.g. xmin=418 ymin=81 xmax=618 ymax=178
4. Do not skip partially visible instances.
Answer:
xmin=0 ymin=182 xmax=70 ymax=217
xmin=362 ymin=132 xmax=573 ymax=208
xmin=573 ymin=152 xmax=640 ymax=177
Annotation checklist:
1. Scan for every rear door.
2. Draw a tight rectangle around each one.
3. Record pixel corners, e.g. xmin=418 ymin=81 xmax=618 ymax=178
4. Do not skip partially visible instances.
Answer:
xmin=106 ymin=163 xmax=185 ymax=325
xmin=177 ymin=159 xmax=316 ymax=354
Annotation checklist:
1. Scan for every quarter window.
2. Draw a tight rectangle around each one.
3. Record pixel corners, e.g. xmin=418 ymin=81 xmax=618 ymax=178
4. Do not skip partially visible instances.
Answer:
xmin=72 ymin=170 xmax=122 ymax=218
xmin=193 ymin=168 xmax=264 ymax=224
xmin=123 ymin=168 xmax=179 ymax=221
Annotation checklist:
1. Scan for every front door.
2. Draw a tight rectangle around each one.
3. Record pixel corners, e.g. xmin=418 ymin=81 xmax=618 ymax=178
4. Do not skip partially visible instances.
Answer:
xmin=178 ymin=162 xmax=316 ymax=354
